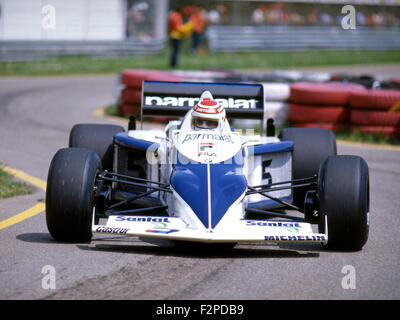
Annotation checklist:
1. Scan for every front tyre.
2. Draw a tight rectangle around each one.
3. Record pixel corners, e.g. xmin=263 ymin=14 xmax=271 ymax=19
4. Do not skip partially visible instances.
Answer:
xmin=46 ymin=148 xmax=101 ymax=242
xmin=279 ymin=128 xmax=337 ymax=208
xmin=318 ymin=155 xmax=370 ymax=251
xmin=69 ymin=123 xmax=124 ymax=171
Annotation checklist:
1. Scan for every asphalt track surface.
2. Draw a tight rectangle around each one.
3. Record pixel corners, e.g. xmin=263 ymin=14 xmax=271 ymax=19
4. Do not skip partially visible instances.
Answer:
xmin=0 ymin=71 xmax=399 ymax=300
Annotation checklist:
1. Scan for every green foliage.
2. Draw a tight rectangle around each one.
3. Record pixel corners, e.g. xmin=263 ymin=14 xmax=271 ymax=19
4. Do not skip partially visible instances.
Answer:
xmin=0 ymin=165 xmax=34 ymax=199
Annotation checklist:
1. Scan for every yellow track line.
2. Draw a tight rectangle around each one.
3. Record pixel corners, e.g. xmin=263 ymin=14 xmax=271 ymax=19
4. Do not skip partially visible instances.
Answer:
xmin=3 ymin=166 xmax=47 ymax=191
xmin=0 ymin=166 xmax=47 ymax=230
xmin=0 ymin=202 xmax=46 ymax=230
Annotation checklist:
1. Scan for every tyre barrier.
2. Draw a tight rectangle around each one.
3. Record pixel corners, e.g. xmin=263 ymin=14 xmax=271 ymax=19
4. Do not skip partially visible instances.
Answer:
xmin=348 ymin=89 xmax=400 ymax=139
xmin=292 ymin=122 xmax=347 ymax=131
xmin=289 ymin=82 xmax=400 ymax=140
xmin=289 ymin=104 xmax=348 ymax=124
xmin=118 ymin=69 xmax=238 ymax=120
xmin=262 ymin=83 xmax=291 ymax=102
xmin=119 ymin=103 xmax=140 ymax=117
xmin=349 ymin=89 xmax=400 ymax=110
xmin=118 ymin=69 xmax=184 ymax=120
xmin=392 ymin=79 xmax=400 ymax=89
xmin=290 ymin=82 xmax=365 ymax=106
xmin=121 ymin=88 xmax=141 ymax=105
xmin=121 ymin=69 xmax=183 ymax=89
xmin=350 ymin=109 xmax=400 ymax=127
xmin=288 ymin=82 xmax=365 ymax=131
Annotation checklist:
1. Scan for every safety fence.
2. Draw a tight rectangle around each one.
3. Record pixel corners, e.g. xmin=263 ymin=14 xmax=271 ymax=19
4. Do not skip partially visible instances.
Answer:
xmin=0 ymin=39 xmax=166 ymax=61
xmin=206 ymin=26 xmax=400 ymax=52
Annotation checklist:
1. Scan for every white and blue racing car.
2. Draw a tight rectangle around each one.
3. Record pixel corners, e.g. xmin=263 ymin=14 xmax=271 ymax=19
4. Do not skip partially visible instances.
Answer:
xmin=46 ymin=81 xmax=370 ymax=251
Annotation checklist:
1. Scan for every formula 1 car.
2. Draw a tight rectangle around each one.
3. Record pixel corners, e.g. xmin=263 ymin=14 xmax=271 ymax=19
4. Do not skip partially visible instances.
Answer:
xmin=45 ymin=81 xmax=370 ymax=251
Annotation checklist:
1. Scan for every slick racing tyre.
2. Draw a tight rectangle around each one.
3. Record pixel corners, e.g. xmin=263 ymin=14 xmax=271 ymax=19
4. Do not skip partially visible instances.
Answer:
xmin=46 ymin=148 xmax=101 ymax=243
xmin=69 ymin=123 xmax=124 ymax=171
xmin=318 ymin=155 xmax=369 ymax=251
xmin=279 ymin=128 xmax=337 ymax=208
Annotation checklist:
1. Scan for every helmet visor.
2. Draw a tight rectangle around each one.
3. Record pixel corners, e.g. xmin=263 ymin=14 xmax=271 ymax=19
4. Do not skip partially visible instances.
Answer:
xmin=194 ymin=118 xmax=218 ymax=129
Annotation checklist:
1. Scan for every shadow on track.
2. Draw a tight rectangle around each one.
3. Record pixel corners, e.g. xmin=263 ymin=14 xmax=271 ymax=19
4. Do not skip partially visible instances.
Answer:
xmin=16 ymin=232 xmax=326 ymax=258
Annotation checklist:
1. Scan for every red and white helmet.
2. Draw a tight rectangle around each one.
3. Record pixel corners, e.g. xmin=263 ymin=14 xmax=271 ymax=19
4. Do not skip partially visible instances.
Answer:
xmin=192 ymin=91 xmax=226 ymax=130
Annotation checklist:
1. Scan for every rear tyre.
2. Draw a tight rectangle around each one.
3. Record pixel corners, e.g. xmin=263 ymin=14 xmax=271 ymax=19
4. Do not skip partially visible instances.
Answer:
xmin=69 ymin=123 xmax=124 ymax=171
xmin=279 ymin=128 xmax=337 ymax=207
xmin=46 ymin=148 xmax=101 ymax=243
xmin=318 ymin=155 xmax=370 ymax=251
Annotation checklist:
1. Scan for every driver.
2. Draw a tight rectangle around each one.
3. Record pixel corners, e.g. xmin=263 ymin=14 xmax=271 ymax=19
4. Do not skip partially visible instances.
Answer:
xmin=191 ymin=91 xmax=226 ymax=131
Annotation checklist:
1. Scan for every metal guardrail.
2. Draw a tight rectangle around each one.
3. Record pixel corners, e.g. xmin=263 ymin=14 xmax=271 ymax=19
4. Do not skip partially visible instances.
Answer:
xmin=206 ymin=26 xmax=400 ymax=52
xmin=2 ymin=26 xmax=399 ymax=60
xmin=0 ymin=39 xmax=166 ymax=61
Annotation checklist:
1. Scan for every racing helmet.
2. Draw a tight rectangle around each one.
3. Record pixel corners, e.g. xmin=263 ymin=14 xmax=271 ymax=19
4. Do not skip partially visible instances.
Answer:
xmin=192 ymin=91 xmax=226 ymax=130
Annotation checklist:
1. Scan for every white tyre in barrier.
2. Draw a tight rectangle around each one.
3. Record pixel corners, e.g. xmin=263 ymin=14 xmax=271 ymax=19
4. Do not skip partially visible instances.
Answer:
xmin=302 ymin=72 xmax=332 ymax=82
xmin=265 ymin=102 xmax=289 ymax=126
xmin=262 ymin=83 xmax=291 ymax=102
xmin=233 ymin=102 xmax=289 ymax=130
xmin=273 ymin=70 xmax=304 ymax=82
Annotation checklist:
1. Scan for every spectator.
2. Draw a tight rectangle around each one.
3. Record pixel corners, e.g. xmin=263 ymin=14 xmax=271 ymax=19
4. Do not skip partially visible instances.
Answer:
xmin=208 ymin=6 xmax=221 ymax=25
xmin=357 ymin=11 xmax=366 ymax=26
xmin=168 ymin=6 xmax=193 ymax=68
xmin=307 ymin=9 xmax=318 ymax=25
xmin=217 ymin=5 xmax=229 ymax=24
xmin=320 ymin=12 xmax=333 ymax=25
xmin=252 ymin=5 xmax=266 ymax=25
xmin=189 ymin=6 xmax=206 ymax=54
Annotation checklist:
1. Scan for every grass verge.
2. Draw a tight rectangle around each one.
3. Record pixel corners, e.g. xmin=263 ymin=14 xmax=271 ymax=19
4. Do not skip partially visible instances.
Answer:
xmin=0 ymin=165 xmax=35 ymax=199
xmin=1 ymin=49 xmax=400 ymax=76
xmin=335 ymin=129 xmax=400 ymax=146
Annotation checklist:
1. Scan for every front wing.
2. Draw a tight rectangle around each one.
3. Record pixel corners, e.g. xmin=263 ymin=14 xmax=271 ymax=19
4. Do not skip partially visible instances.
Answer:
xmin=93 ymin=215 xmax=328 ymax=244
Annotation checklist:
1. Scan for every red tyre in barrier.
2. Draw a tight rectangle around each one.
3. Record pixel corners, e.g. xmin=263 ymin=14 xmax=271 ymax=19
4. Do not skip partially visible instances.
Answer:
xmin=121 ymin=88 xmax=142 ymax=104
xmin=350 ymin=109 xmax=400 ymax=127
xmin=349 ymin=89 xmax=400 ymax=110
xmin=350 ymin=125 xmax=400 ymax=139
xmin=122 ymin=69 xmax=183 ymax=88
xmin=289 ymin=104 xmax=349 ymax=124
xmin=119 ymin=103 xmax=171 ymax=123
xmin=390 ymin=79 xmax=400 ymax=88
xmin=290 ymin=82 xmax=365 ymax=105
xmin=292 ymin=122 xmax=347 ymax=131
xmin=119 ymin=103 xmax=140 ymax=117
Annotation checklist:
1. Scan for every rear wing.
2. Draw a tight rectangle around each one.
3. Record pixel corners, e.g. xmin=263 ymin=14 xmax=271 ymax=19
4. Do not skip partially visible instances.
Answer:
xmin=141 ymin=81 xmax=264 ymax=120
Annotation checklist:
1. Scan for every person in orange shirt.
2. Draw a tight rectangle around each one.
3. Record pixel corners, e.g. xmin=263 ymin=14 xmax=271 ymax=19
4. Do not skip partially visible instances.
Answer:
xmin=168 ymin=6 xmax=194 ymax=67
xmin=189 ymin=6 xmax=205 ymax=54
xmin=169 ymin=6 xmax=183 ymax=68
